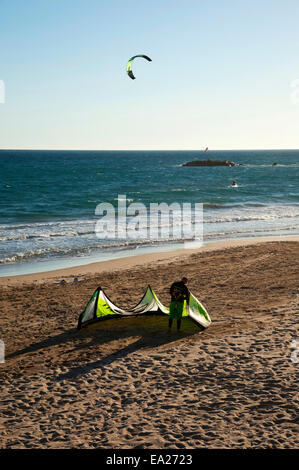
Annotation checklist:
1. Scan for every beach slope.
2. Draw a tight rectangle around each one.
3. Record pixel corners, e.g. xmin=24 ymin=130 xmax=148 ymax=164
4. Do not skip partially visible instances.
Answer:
xmin=0 ymin=239 xmax=298 ymax=449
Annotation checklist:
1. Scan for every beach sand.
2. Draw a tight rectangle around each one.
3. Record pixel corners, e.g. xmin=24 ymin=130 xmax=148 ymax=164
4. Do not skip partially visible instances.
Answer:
xmin=0 ymin=237 xmax=298 ymax=449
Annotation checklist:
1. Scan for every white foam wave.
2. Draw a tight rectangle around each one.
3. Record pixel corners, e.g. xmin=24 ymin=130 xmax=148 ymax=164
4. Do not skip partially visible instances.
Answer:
xmin=1 ymin=204 xmax=299 ymax=265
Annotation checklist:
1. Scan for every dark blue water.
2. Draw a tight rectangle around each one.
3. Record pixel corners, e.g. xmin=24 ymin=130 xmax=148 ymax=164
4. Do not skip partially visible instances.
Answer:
xmin=0 ymin=149 xmax=298 ymax=275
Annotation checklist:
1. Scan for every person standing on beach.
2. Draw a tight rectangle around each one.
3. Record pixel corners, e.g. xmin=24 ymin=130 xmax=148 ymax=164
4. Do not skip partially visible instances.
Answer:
xmin=168 ymin=277 xmax=189 ymax=332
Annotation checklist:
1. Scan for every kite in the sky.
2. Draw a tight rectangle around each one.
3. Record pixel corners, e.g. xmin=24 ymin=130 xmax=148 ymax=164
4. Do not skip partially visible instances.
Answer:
xmin=126 ymin=54 xmax=152 ymax=80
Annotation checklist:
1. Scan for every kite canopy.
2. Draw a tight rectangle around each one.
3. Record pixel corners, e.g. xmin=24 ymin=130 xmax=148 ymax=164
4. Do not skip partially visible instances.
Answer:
xmin=77 ymin=285 xmax=211 ymax=330
xmin=126 ymin=54 xmax=152 ymax=80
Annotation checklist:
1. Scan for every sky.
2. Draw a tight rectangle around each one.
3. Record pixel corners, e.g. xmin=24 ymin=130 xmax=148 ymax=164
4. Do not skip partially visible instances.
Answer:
xmin=0 ymin=0 xmax=299 ymax=150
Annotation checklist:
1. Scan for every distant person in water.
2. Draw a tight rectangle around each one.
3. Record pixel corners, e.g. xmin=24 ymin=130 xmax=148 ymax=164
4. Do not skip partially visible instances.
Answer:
xmin=168 ymin=277 xmax=190 ymax=332
xmin=232 ymin=180 xmax=237 ymax=186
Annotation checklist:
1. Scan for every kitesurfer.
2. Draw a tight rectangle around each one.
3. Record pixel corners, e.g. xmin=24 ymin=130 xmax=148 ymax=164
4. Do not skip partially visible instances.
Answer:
xmin=168 ymin=277 xmax=190 ymax=332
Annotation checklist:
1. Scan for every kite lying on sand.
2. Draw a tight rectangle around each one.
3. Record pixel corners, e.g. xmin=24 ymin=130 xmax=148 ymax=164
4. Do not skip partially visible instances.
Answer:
xmin=77 ymin=285 xmax=211 ymax=330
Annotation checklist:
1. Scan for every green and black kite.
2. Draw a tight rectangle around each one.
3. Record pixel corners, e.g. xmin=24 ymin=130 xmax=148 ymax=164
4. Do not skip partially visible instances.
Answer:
xmin=126 ymin=54 xmax=152 ymax=80
xmin=77 ymin=285 xmax=211 ymax=330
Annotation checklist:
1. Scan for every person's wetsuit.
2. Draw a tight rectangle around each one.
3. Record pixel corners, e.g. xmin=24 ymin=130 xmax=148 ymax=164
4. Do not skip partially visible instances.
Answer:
xmin=169 ymin=281 xmax=189 ymax=330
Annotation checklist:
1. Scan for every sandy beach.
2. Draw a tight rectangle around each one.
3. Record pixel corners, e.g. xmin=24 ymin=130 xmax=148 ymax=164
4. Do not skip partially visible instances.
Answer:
xmin=0 ymin=237 xmax=298 ymax=449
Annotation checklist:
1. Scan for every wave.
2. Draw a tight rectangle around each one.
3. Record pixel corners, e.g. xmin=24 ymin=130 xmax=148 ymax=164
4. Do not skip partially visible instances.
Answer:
xmin=205 ymin=213 xmax=299 ymax=224
xmin=0 ymin=218 xmax=96 ymax=231
xmin=1 ymin=204 xmax=299 ymax=241
xmin=2 ymin=220 xmax=298 ymax=265
xmin=204 ymin=224 xmax=299 ymax=239
xmin=0 ymin=229 xmax=96 ymax=242
xmin=0 ymin=236 xmax=189 ymax=265
xmin=203 ymin=202 xmax=267 ymax=209
xmin=1 ymin=202 xmax=299 ymax=266
xmin=205 ymin=214 xmax=299 ymax=224
xmin=243 ymin=163 xmax=299 ymax=168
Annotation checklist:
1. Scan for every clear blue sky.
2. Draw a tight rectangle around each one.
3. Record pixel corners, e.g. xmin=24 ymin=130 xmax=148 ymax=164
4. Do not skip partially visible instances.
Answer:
xmin=1 ymin=0 xmax=299 ymax=150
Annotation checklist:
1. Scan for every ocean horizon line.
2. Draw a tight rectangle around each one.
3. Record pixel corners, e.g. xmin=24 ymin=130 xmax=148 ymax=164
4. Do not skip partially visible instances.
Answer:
xmin=1 ymin=148 xmax=299 ymax=152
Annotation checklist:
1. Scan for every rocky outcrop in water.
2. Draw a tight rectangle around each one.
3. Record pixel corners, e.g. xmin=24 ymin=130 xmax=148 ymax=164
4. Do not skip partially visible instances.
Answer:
xmin=183 ymin=159 xmax=240 ymax=167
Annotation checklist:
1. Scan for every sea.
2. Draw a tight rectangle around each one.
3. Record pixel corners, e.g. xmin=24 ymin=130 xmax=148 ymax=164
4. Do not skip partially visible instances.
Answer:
xmin=0 ymin=149 xmax=298 ymax=276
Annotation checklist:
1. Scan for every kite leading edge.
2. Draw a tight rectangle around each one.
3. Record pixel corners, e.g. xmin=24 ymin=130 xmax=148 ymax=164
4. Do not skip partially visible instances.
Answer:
xmin=126 ymin=54 xmax=152 ymax=80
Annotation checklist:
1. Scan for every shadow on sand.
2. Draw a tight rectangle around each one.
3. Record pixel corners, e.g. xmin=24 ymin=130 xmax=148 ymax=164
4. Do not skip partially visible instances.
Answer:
xmin=6 ymin=315 xmax=204 ymax=380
